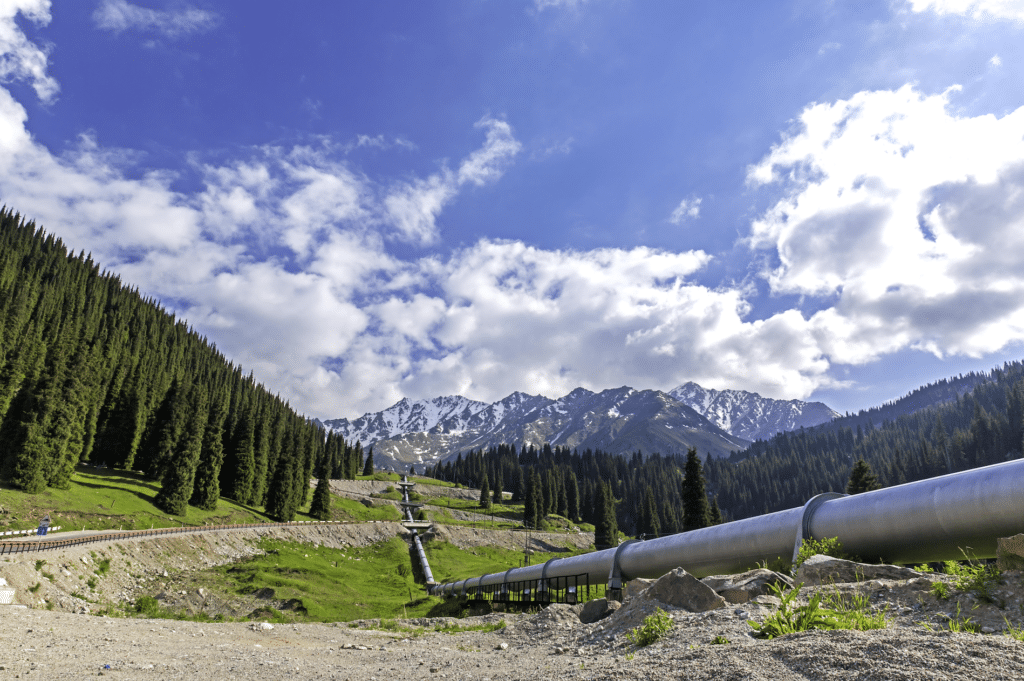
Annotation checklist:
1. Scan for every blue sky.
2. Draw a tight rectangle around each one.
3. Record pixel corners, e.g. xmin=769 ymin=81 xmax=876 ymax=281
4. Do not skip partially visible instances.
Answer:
xmin=3 ymin=0 xmax=1024 ymax=420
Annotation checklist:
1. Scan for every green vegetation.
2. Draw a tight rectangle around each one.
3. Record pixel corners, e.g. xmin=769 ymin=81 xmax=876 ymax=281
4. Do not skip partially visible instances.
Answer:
xmin=625 ymin=608 xmax=673 ymax=647
xmin=749 ymin=582 xmax=888 ymax=639
xmin=794 ymin=536 xmax=853 ymax=570
xmin=943 ymin=551 xmax=1001 ymax=602
xmin=1004 ymin=618 xmax=1024 ymax=642
xmin=710 ymin=634 xmax=730 ymax=645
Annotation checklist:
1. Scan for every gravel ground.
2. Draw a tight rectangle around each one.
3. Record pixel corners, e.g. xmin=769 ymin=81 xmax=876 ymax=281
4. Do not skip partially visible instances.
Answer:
xmin=2 ymin=590 xmax=1024 ymax=680
xmin=2 ymin=521 xmax=1023 ymax=679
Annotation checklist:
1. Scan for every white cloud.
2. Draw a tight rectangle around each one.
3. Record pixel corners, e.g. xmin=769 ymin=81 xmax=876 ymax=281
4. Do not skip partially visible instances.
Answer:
xmin=93 ymin=0 xmax=220 ymax=39
xmin=383 ymin=116 xmax=521 ymax=245
xmin=907 ymin=0 xmax=1024 ymax=21
xmin=669 ymin=196 xmax=701 ymax=224
xmin=990 ymin=54 xmax=1003 ymax=66
xmin=534 ymin=0 xmax=593 ymax=10
xmin=748 ymin=84 xmax=1024 ymax=365
xmin=0 ymin=0 xmax=57 ymax=103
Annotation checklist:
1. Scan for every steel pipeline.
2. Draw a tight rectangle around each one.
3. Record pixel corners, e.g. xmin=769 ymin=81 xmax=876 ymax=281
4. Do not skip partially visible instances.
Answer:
xmin=430 ymin=458 xmax=1024 ymax=597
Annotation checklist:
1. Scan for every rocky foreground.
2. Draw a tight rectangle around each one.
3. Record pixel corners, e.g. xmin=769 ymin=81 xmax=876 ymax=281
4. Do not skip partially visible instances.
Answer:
xmin=2 ymin=555 xmax=1024 ymax=680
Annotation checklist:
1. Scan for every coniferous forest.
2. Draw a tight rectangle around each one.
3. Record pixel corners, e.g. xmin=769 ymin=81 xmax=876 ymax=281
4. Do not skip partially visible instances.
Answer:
xmin=0 ymin=209 xmax=366 ymax=520
xmin=429 ymin=362 xmax=1024 ymax=538
xmin=4 ymin=207 xmax=1024 ymax=535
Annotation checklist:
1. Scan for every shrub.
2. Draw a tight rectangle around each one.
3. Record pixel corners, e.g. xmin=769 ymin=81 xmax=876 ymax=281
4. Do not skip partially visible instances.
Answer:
xmin=794 ymin=537 xmax=852 ymax=571
xmin=626 ymin=607 xmax=673 ymax=647
xmin=943 ymin=551 xmax=1001 ymax=603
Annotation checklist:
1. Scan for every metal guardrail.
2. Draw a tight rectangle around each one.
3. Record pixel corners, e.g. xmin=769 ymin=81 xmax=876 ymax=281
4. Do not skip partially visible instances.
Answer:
xmin=0 ymin=520 xmax=393 ymax=555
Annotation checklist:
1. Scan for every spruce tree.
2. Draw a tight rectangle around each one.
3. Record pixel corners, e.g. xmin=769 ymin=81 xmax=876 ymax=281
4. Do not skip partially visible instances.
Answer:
xmin=594 ymin=481 xmax=619 ymax=549
xmin=361 ymin=446 xmax=374 ymax=477
xmin=709 ymin=496 xmax=723 ymax=525
xmin=479 ymin=472 xmax=491 ymax=509
xmin=309 ymin=475 xmax=332 ymax=520
xmin=154 ymin=386 xmax=208 ymax=516
xmin=681 ymin=447 xmax=711 ymax=532
xmin=190 ymin=392 xmax=226 ymax=511
xmin=640 ymin=486 xmax=660 ymax=539
xmin=846 ymin=458 xmax=881 ymax=494
xmin=492 ymin=470 xmax=503 ymax=506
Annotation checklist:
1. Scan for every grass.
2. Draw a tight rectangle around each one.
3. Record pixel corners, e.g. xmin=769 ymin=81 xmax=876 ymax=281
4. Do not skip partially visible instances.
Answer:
xmin=749 ymin=582 xmax=888 ymax=639
xmin=0 ymin=465 xmax=280 ymax=532
xmin=626 ymin=608 xmax=673 ymax=647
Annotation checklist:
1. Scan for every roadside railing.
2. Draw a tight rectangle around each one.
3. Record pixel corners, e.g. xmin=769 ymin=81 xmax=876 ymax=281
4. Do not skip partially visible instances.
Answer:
xmin=0 ymin=519 xmax=403 ymax=555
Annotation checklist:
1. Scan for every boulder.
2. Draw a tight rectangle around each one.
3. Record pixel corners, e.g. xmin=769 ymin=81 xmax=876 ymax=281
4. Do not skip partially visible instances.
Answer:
xmin=623 ymin=578 xmax=654 ymax=603
xmin=359 ymin=498 xmax=377 ymax=508
xmin=578 ymin=597 xmax=621 ymax=624
xmin=643 ymin=568 xmax=727 ymax=612
xmin=997 ymin=534 xmax=1024 ymax=571
xmin=701 ymin=569 xmax=794 ymax=604
xmin=796 ymin=554 xmax=921 ymax=586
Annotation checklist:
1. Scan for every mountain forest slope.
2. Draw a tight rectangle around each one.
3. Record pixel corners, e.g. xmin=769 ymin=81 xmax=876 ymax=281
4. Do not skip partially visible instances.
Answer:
xmin=0 ymin=209 xmax=365 ymax=521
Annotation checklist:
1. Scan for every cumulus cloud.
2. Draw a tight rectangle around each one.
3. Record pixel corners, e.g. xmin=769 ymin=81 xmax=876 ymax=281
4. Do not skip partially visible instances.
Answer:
xmin=93 ymin=0 xmax=220 ymax=38
xmin=669 ymin=196 xmax=701 ymax=224
xmin=907 ymin=0 xmax=1024 ymax=21
xmin=0 ymin=0 xmax=58 ymax=103
xmin=383 ymin=116 xmax=521 ymax=245
xmin=747 ymin=84 xmax=1024 ymax=365
xmin=534 ymin=0 xmax=593 ymax=10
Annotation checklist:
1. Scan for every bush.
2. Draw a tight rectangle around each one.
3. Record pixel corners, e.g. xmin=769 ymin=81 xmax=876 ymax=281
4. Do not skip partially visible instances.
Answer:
xmin=625 ymin=607 xmax=673 ymax=647
xmin=794 ymin=536 xmax=853 ymax=570
xmin=943 ymin=551 xmax=1001 ymax=602
xmin=134 ymin=595 xmax=161 ymax=617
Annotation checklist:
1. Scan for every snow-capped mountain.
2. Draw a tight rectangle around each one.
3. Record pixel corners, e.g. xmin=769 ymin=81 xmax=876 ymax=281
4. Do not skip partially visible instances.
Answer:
xmin=668 ymin=382 xmax=840 ymax=442
xmin=324 ymin=385 xmax=757 ymax=471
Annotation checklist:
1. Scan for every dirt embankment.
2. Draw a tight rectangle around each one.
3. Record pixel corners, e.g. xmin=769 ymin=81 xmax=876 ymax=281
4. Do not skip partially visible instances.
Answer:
xmin=0 ymin=522 xmax=408 ymax=614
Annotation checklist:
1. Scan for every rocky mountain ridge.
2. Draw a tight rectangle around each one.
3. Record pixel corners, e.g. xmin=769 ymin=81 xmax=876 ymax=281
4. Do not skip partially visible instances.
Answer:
xmin=324 ymin=382 xmax=840 ymax=471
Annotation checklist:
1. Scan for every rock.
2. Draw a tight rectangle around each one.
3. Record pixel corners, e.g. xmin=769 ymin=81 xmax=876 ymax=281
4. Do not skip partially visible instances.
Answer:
xmin=623 ymin=578 xmax=654 ymax=603
xmin=701 ymin=569 xmax=794 ymax=604
xmin=997 ymin=535 xmax=1024 ymax=571
xmin=796 ymin=555 xmax=921 ymax=586
xmin=360 ymin=499 xmax=377 ymax=508
xmin=496 ymin=642 xmax=508 ymax=651
xmin=642 ymin=568 xmax=727 ymax=612
xmin=579 ymin=598 xmax=621 ymax=624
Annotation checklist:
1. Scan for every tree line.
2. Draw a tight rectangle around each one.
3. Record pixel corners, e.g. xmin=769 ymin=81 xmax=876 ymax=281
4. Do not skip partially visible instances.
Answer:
xmin=0 ymin=209 xmax=366 ymax=520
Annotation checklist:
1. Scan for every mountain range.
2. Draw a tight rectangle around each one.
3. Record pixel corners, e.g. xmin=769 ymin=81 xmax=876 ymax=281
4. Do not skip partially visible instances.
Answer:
xmin=322 ymin=382 xmax=841 ymax=471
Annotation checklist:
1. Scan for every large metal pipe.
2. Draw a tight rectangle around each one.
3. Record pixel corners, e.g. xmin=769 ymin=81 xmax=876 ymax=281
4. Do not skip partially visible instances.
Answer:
xmin=430 ymin=458 xmax=1024 ymax=597
xmin=400 ymin=477 xmax=437 ymax=585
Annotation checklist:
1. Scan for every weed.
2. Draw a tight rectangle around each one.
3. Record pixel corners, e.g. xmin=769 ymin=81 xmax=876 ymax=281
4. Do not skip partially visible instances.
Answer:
xmin=914 ymin=564 xmax=934 ymax=573
xmin=943 ymin=550 xmax=1001 ymax=603
xmin=625 ymin=652 xmax=635 ymax=661
xmin=95 ymin=558 xmax=111 ymax=576
xmin=931 ymin=582 xmax=950 ymax=600
xmin=711 ymin=635 xmax=730 ymax=645
xmin=794 ymin=537 xmax=852 ymax=571
xmin=433 ymin=620 xmax=506 ymax=634
xmin=626 ymin=607 xmax=673 ymax=647
xmin=42 ymin=572 xmax=54 ymax=582
xmin=1003 ymin=618 xmax=1024 ymax=642
xmin=749 ymin=582 xmax=887 ymax=639
xmin=34 ymin=559 xmax=46 ymax=571
xmin=945 ymin=603 xmax=981 ymax=633
xmin=86 ymin=577 xmax=98 ymax=590
xmin=28 ymin=582 xmax=40 ymax=593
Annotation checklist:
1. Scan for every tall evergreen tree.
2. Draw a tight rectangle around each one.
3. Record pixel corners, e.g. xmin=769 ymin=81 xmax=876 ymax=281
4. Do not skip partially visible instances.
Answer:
xmin=640 ymin=485 xmax=661 ymax=539
xmin=154 ymin=386 xmax=208 ymax=515
xmin=492 ymin=470 xmax=503 ymax=506
xmin=309 ymin=475 xmax=332 ymax=521
xmin=361 ymin=445 xmax=374 ymax=477
xmin=594 ymin=481 xmax=619 ymax=549
xmin=190 ymin=391 xmax=227 ymax=511
xmin=479 ymin=472 xmax=491 ymax=509
xmin=681 ymin=447 xmax=711 ymax=532
xmin=846 ymin=458 xmax=881 ymax=494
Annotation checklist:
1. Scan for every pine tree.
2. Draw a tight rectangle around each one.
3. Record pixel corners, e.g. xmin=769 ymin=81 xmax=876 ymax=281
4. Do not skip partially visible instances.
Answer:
xmin=681 ymin=447 xmax=711 ymax=532
xmin=479 ymin=472 xmax=491 ymax=509
xmin=492 ymin=470 xmax=503 ymax=506
xmin=594 ymin=481 xmax=619 ymax=549
xmin=154 ymin=385 xmax=208 ymax=516
xmin=362 ymin=446 xmax=374 ymax=477
xmin=846 ymin=458 xmax=881 ymax=494
xmin=309 ymin=475 xmax=332 ymax=520
xmin=190 ymin=392 xmax=227 ymax=511
xmin=640 ymin=485 xmax=661 ymax=539
xmin=709 ymin=496 xmax=723 ymax=525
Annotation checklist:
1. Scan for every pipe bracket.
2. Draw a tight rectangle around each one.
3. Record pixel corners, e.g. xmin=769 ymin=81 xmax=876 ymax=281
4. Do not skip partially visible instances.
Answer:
xmin=793 ymin=492 xmax=847 ymax=565
xmin=606 ymin=539 xmax=639 ymax=602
